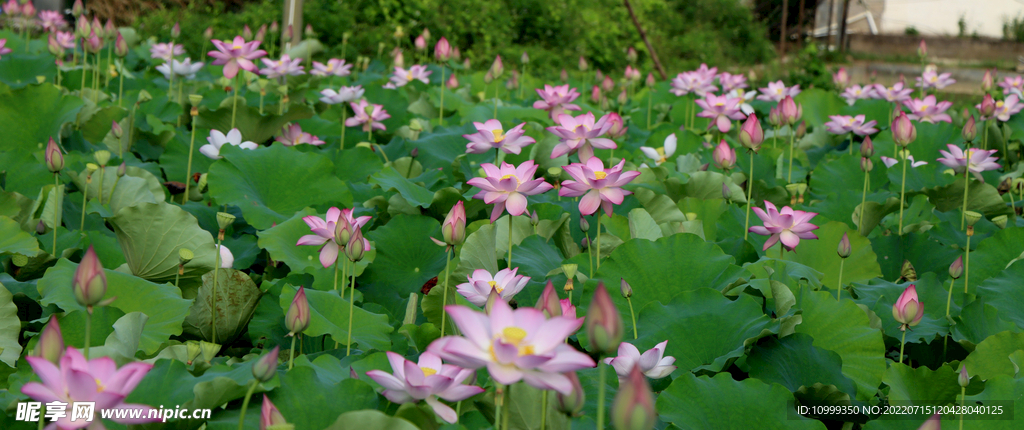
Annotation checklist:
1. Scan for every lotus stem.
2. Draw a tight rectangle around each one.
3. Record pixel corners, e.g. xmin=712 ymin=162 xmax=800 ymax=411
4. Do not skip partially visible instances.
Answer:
xmin=501 ymin=383 xmax=511 ymax=430
xmin=837 ymin=258 xmax=845 ymax=301
xmin=335 ymin=259 xmax=348 ymax=349
xmin=92 ymin=54 xmax=99 ymax=104
xmin=646 ymin=88 xmax=653 ymax=129
xmin=96 ymin=167 xmax=106 ymax=205
xmin=375 ymin=143 xmax=390 ymax=164
xmin=982 ymin=118 xmax=989 ymax=150
xmin=212 ymin=234 xmax=223 ymax=345
xmin=117 ymin=61 xmax=124 ymax=107
xmin=494 ymin=384 xmax=504 ymax=429
xmin=230 ymin=75 xmax=239 ymax=130
xmin=540 ymin=390 xmax=548 ymax=430
xmin=79 ymin=53 xmax=87 ymax=109
xmin=238 ymin=380 xmax=258 ymax=430
xmin=53 ymin=173 xmax=60 ymax=253
xmin=597 ymin=361 xmax=607 ymax=430
xmin=964 ymin=235 xmax=971 ymax=295
xmin=627 ymin=296 xmax=637 ymax=339
xmin=84 ymin=309 xmax=92 ymax=360
xmin=959 ymin=386 xmax=966 ymax=430
xmin=127 ymin=104 xmax=137 ymax=154
xmin=288 ymin=334 xmax=296 ymax=370
xmin=439 ymin=67 xmax=446 ymax=126
xmin=340 ymin=109 xmax=347 ymax=149
xmin=859 ymin=170 xmax=869 ymax=234
xmin=787 ymin=131 xmax=796 ymax=183
xmin=80 ymin=174 xmax=90 ymax=229
xmin=898 ymin=154 xmax=909 ymax=235
xmin=177 ymin=85 xmax=184 ymax=127
xmin=961 ymin=150 xmax=971 ymax=230
xmin=744 ymin=151 xmax=755 ymax=240
xmin=333 ymin=258 xmax=340 ymax=291
xmin=440 ymin=248 xmax=452 ymax=337
xmin=184 ymin=114 xmax=198 ymax=200
xmin=106 ymin=45 xmax=113 ymax=87
xmin=201 ymin=40 xmax=208 ymax=65
xmin=493 ymin=86 xmax=499 ymax=119
xmin=898 ymin=328 xmax=907 ymax=364
xmin=346 ymin=267 xmax=355 ymax=356
xmin=595 ymin=214 xmax=602 ymax=271
xmin=507 ymin=215 xmax=514 ymax=267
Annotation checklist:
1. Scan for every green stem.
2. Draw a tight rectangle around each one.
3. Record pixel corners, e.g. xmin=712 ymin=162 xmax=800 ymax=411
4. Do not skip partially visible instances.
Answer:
xmin=540 ymin=390 xmax=548 ymax=430
xmin=837 ymin=258 xmax=845 ymax=301
xmin=184 ymin=120 xmax=198 ymax=200
xmin=595 ymin=214 xmax=602 ymax=271
xmin=859 ymin=169 xmax=869 ymax=234
xmin=92 ymin=53 xmax=99 ymax=104
xmin=494 ymin=384 xmax=503 ymax=429
xmin=959 ymin=386 xmax=966 ymax=430
xmin=238 ymin=380 xmax=258 ymax=430
xmin=898 ymin=328 xmax=907 ymax=364
xmin=80 ymin=179 xmax=89 ymax=229
xmin=439 ymin=67 xmax=446 ymax=126
xmin=96 ymin=167 xmax=105 ymax=205
xmin=80 ymin=51 xmax=87 ymax=101
xmin=898 ymin=155 xmax=908 ymax=235
xmin=212 ymin=238 xmax=222 ymax=345
xmin=501 ymin=383 xmax=511 ymax=430
xmin=744 ymin=150 xmax=755 ymax=240
xmin=507 ymin=215 xmax=513 ymax=267
xmin=288 ymin=334 xmax=296 ymax=370
xmin=174 ymin=267 xmax=181 ymax=291
xmin=982 ymin=119 xmax=989 ymax=150
xmin=787 ymin=132 xmax=796 ymax=183
xmin=230 ymin=75 xmax=239 ymax=130
xmin=494 ymin=86 xmax=500 ymax=119
xmin=646 ymin=89 xmax=653 ymax=129
xmin=127 ymin=105 xmax=136 ymax=154
xmin=346 ymin=267 xmax=356 ymax=356
xmin=340 ymin=109 xmax=347 ymax=150
xmin=259 ymin=92 xmax=264 ymax=115
xmin=848 ymin=132 xmax=853 ymax=155
xmin=627 ymin=296 xmax=637 ymax=339
xmin=586 ymin=227 xmax=593 ymax=282
xmin=84 ymin=310 xmax=92 ymax=360
xmin=441 ymin=248 xmax=452 ymax=337
xmin=964 ymin=236 xmax=971 ymax=294
xmin=597 ymin=361 xmax=607 ymax=430
xmin=961 ymin=156 xmax=971 ymax=230
xmin=53 ymin=174 xmax=60 ymax=253
xmin=117 ymin=61 xmax=124 ymax=107
xmin=375 ymin=144 xmax=390 ymax=164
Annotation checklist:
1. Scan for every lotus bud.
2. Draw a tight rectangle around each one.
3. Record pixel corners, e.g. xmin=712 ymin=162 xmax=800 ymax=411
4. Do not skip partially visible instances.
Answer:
xmin=36 ymin=220 xmax=47 ymax=235
xmin=93 ymin=150 xmax=111 ymax=167
xmin=445 ymin=73 xmax=459 ymax=89
xmin=596 ymin=70 xmax=604 ymax=82
xmin=45 ymin=137 xmax=64 ymax=173
xmin=414 ymin=35 xmax=426 ymax=51
xmin=962 ymin=115 xmax=977 ymax=142
xmin=861 ymin=157 xmax=873 ymax=172
xmin=517 ymin=51 xmax=528 ymax=65
xmin=617 ymin=88 xmax=627 ymax=105
xmin=581 ymin=237 xmax=589 ymax=249
xmin=892 ymin=284 xmax=924 ymax=327
xmin=611 ymin=365 xmax=657 ymax=430
xmin=73 ymin=246 xmax=107 ymax=308
xmin=242 ymin=25 xmax=253 ymax=41
xmin=114 ymin=32 xmax=128 ymax=57
xmin=586 ymin=283 xmax=623 ymax=355
xmin=75 ymin=16 xmax=90 ymax=38
xmin=530 ymin=210 xmax=539 ymax=227
xmin=555 ymin=371 xmax=585 ymax=416
xmin=36 ymin=316 xmax=64 ymax=364
xmin=891 ymin=112 xmax=917 ymax=146
xmin=738 ymin=114 xmax=763 ymax=151
xmin=255 ymin=24 xmax=267 ymax=43
xmin=216 ymin=211 xmax=235 ymax=231
xmin=434 ymin=37 xmax=451 ymax=61
xmin=91 ymin=17 xmax=103 ymax=39
xmin=958 ymin=364 xmax=971 ymax=388
xmin=561 ymin=69 xmax=569 ymax=83
xmin=860 ymin=136 xmax=875 ymax=158
xmin=490 ymin=55 xmax=504 ymax=78
xmin=261 ymin=395 xmax=292 ymax=430
xmin=117 ymin=162 xmax=126 ymax=178
xmin=579 ymin=215 xmax=590 ymax=232
xmin=204 ymin=26 xmax=214 ymax=40
xmin=619 ymin=278 xmax=633 ymax=298
xmin=285 ymin=286 xmax=310 ymax=335
xmin=439 ymin=201 xmax=466 ymax=247
xmin=578 ymin=56 xmax=588 ymax=71
xmin=104 ymin=20 xmax=115 ymax=41
xmin=346 ymin=228 xmax=366 ymax=262
xmin=779 ymin=96 xmax=800 ymax=125
xmin=47 ymin=33 xmax=63 ymax=56
xmin=833 ymin=67 xmax=849 ymax=90
xmin=979 ymin=94 xmax=995 ymax=117
xmin=109 ymin=120 xmax=124 ymax=140
xmin=837 ymin=232 xmax=851 ymax=258
xmin=72 ymin=0 xmax=83 ymax=17
xmin=712 ymin=140 xmax=736 ymax=171
xmin=590 ymin=85 xmax=601 ymax=104
xmin=918 ymin=40 xmax=927 ymax=58
xmin=626 ymin=46 xmax=638 ymax=64
xmin=85 ymin=30 xmax=102 ymax=54
xmin=768 ymin=106 xmax=781 ymax=127
xmin=507 ymin=70 xmax=519 ymax=90
xmin=601 ymin=75 xmax=615 ymax=93
xmin=536 ymin=281 xmax=562 ymax=318
xmin=606 ymin=112 xmax=626 ymax=139
xmin=271 ymin=21 xmax=279 ymax=34
xmin=284 ymin=24 xmax=294 ymax=43
xmin=795 ymin=121 xmax=806 ymax=138
xmin=981 ymin=69 xmax=994 ymax=92
xmin=169 ymin=21 xmax=181 ymax=39
xmin=992 ymin=214 xmax=1008 ymax=229
xmin=304 ymin=24 xmax=315 ymax=38
xmin=251 ymin=346 xmax=280 ymax=382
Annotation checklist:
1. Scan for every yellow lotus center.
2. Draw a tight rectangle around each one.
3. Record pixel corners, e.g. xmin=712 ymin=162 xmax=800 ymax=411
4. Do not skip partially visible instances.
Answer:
xmin=277 ymin=60 xmax=284 ymax=66
xmin=930 ymin=76 xmax=937 ymax=82
xmin=594 ymin=171 xmax=608 ymax=180
xmin=996 ymin=101 xmax=1005 ymax=108
xmin=574 ymin=124 xmax=591 ymax=133
xmin=922 ymin=105 xmax=930 ymax=110
xmin=488 ymin=280 xmax=503 ymax=293
xmin=966 ymin=149 xmax=977 ymax=159
xmin=95 ymin=379 xmax=105 ymax=393
xmin=420 ymin=367 xmax=438 ymax=377
xmin=775 ymin=88 xmax=784 ymax=94
xmin=492 ymin=129 xmax=506 ymax=143
xmin=502 ymin=326 xmax=527 ymax=344
xmin=326 ymin=64 xmax=334 ymax=71
xmin=714 ymin=102 xmax=724 ymax=107
xmin=406 ymin=72 xmax=413 ymax=81
xmin=232 ymin=44 xmax=242 ymax=50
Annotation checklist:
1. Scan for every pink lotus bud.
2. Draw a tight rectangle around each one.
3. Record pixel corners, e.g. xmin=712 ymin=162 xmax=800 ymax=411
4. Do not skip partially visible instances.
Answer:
xmin=270 ymin=21 xmax=279 ymax=34
xmin=393 ymin=50 xmax=405 ymax=69
xmin=578 ymin=56 xmax=588 ymax=71
xmin=646 ymin=73 xmax=656 ymax=88
xmin=918 ymin=413 xmax=940 ymax=430
xmin=490 ymin=55 xmax=504 ymax=78
xmin=111 ymin=120 xmax=123 ymax=139
xmin=85 ymin=30 xmax=102 ymax=54
xmin=305 ymin=24 xmax=315 ymax=38
xmin=73 ymin=246 xmax=107 ymax=308
xmin=837 ymin=232 xmax=851 ymax=258
xmin=530 ymin=210 xmax=539 ymax=226
xmin=981 ymin=69 xmax=993 ymax=92
xmin=420 ymin=28 xmax=431 ymax=43
xmin=36 ymin=316 xmax=64 ymax=364
xmin=860 ymin=136 xmax=874 ymax=158
xmin=949 ymin=255 xmax=963 ymax=279
xmin=114 ymin=32 xmax=128 ymax=57
xmin=433 ymin=200 xmax=466 ymax=247
xmin=892 ymin=284 xmax=924 ymax=327
xmin=626 ymin=46 xmax=638 ymax=64
xmin=521 ymin=51 xmax=529 ymax=64
xmin=536 ymin=281 xmax=562 ymax=318
xmin=585 ymin=283 xmax=623 ymax=355
xmin=979 ymin=94 xmax=996 ymax=117
xmin=595 ymin=69 xmax=604 ymax=82
xmin=284 ymin=24 xmax=293 ymax=41
xmin=555 ymin=371 xmax=585 ymax=416
xmin=768 ymin=106 xmax=781 ymax=127
xmin=739 ymin=114 xmax=764 ymax=150
xmin=170 ymin=21 xmax=181 ymax=39
xmin=619 ymin=278 xmax=633 ymax=298
xmin=21 ymin=1 xmax=35 ymax=17
xmin=601 ymin=75 xmax=614 ymax=93
xmin=561 ymin=69 xmax=569 ymax=83
xmin=414 ymin=35 xmax=426 ymax=51
xmin=795 ymin=120 xmax=806 ymax=138
xmin=72 ymin=0 xmax=84 ymax=17
xmin=334 ymin=215 xmax=353 ymax=246
xmin=255 ymin=24 xmax=267 ymax=43
xmin=36 ymin=220 xmax=47 ymax=235
xmin=891 ymin=112 xmax=917 ymax=146
xmin=45 ymin=137 xmax=64 ymax=173
xmin=605 ymin=112 xmax=627 ymax=139
xmin=48 ymin=33 xmax=64 ymax=56
xmin=251 ymin=346 xmax=280 ymax=382
xmin=590 ymin=85 xmax=601 ymax=104
xmin=204 ymin=26 xmax=214 ymax=40
xmin=261 ymin=395 xmax=288 ymax=430
xmin=76 ymin=16 xmax=90 ymax=38
xmin=446 ymin=73 xmax=459 ymax=89
xmin=918 ymin=40 xmax=927 ymax=58
xmin=579 ymin=214 xmax=590 ymax=232
xmin=346 ymin=228 xmax=366 ymax=262
xmin=285 ymin=286 xmax=310 ymax=335
xmin=434 ymin=37 xmax=451 ymax=61
xmin=861 ymin=157 xmax=873 ymax=172
xmin=91 ymin=17 xmax=103 ymax=39
xmin=833 ymin=67 xmax=849 ymax=90
xmin=617 ymin=88 xmax=627 ymax=105
xmin=104 ymin=20 xmax=115 ymax=41
xmin=507 ymin=70 xmax=519 ymax=90
xmin=452 ymin=47 xmax=461 ymax=61
xmin=779 ymin=96 xmax=801 ymax=125
xmin=483 ymin=70 xmax=493 ymax=84
xmin=243 ymin=25 xmax=253 ymax=41
xmin=611 ymin=365 xmax=657 ymax=430
xmin=713 ymin=140 xmax=736 ymax=171
xmin=962 ymin=115 xmax=977 ymax=142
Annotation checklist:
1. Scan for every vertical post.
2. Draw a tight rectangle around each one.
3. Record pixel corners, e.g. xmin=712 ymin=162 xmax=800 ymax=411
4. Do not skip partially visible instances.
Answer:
xmin=780 ymin=0 xmax=789 ymax=56
xmin=797 ymin=0 xmax=806 ymax=48
xmin=839 ymin=0 xmax=852 ymax=53
xmin=826 ymin=0 xmax=836 ymax=50
xmin=282 ymin=0 xmax=304 ymax=53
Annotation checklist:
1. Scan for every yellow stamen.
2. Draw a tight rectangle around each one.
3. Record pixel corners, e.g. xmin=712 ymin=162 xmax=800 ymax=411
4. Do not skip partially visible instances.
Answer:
xmin=502 ymin=327 xmax=527 ymax=344
xmin=594 ymin=171 xmax=608 ymax=180
xmin=406 ymin=72 xmax=413 ymax=81
xmin=95 ymin=379 xmax=105 ymax=393
xmin=421 ymin=367 xmax=438 ymax=377
xmin=488 ymin=280 xmax=503 ymax=293
xmin=492 ymin=129 xmax=506 ymax=143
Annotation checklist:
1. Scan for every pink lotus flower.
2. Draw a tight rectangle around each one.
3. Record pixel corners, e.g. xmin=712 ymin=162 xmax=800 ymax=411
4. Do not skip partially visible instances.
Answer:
xmin=456 ymin=268 xmax=531 ymax=307
xmin=602 ymin=340 xmax=677 ymax=381
xmin=0 ymin=39 xmax=10 ymax=58
xmin=717 ymin=72 xmax=748 ymax=92
xmin=892 ymin=284 xmax=924 ymax=327
xmin=435 ymin=37 xmax=451 ymax=61
xmin=296 ymin=207 xmax=371 ymax=268
xmin=748 ymin=200 xmax=819 ymax=251
xmin=150 ymin=42 xmax=184 ymax=61
xmin=311 ymin=58 xmax=353 ymax=77
xmin=695 ymin=93 xmax=746 ymax=133
xmin=427 ymin=296 xmax=596 ymax=395
xmin=345 ymin=99 xmax=390 ymax=132
xmin=833 ymin=67 xmax=849 ymax=89
xmin=983 ymin=94 xmax=1024 ymax=122
xmin=547 ymin=112 xmax=616 ymax=162
xmin=639 ymin=133 xmax=677 ymax=166
xmin=464 ymin=119 xmax=535 ymax=155
xmin=998 ymin=75 xmax=1024 ymax=96
xmin=199 ymin=129 xmax=258 ymax=159
xmin=823 ymin=115 xmax=879 ymax=136
xmin=903 ymin=95 xmax=952 ymax=123
xmin=840 ymin=85 xmax=875 ymax=105
xmin=22 ymin=347 xmax=159 ymax=429
xmin=558 ymin=158 xmax=641 ymax=217
xmin=446 ymin=73 xmax=459 ymax=89
xmin=560 ymin=298 xmax=578 ymax=320
xmin=260 ymin=395 xmax=288 ymax=430
xmin=756 ymin=80 xmax=801 ymax=102
xmin=319 ymin=85 xmax=364 ymax=105
xmin=366 ymin=352 xmax=484 ymax=423
xmin=916 ymin=69 xmax=956 ymax=90
xmin=156 ymin=58 xmax=204 ymax=80
xmin=937 ymin=144 xmax=1000 ymax=180
xmin=869 ymin=82 xmax=913 ymax=103
xmin=38 ymin=10 xmax=66 ymax=31
xmin=880 ymin=155 xmax=928 ymax=169
xmin=208 ymin=36 xmax=267 ymax=79
xmin=275 ymin=123 xmax=325 ymax=147
xmin=669 ymin=71 xmax=717 ymax=97
xmin=533 ymin=84 xmax=582 ymax=119
xmin=467 ymin=161 xmax=553 ymax=222
xmin=713 ymin=140 xmax=736 ymax=170
xmin=390 ymin=65 xmax=432 ymax=87
xmin=260 ymin=54 xmax=305 ymax=78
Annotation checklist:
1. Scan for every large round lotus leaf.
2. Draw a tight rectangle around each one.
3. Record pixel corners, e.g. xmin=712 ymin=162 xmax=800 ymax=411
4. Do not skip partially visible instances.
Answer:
xmin=195 ymin=104 xmax=314 ymax=145
xmin=368 ymin=166 xmax=437 ymax=208
xmin=963 ymin=330 xmax=1024 ymax=381
xmin=913 ymin=177 xmax=1014 ymax=218
xmin=766 ymin=221 xmax=882 ymax=291
xmin=323 ymin=410 xmax=419 ymax=430
xmin=0 ymin=83 xmax=83 ymax=152
xmin=974 ymin=262 xmax=1024 ymax=330
xmin=158 ymin=131 xmax=217 ymax=186
xmin=279 ymin=284 xmax=393 ymax=352
xmin=952 ymin=298 xmax=1018 ymax=348
xmin=965 ymin=227 xmax=1024 ymax=293
xmin=850 ymin=273 xmax=950 ymax=343
xmin=882 ymin=363 xmax=960 ymax=406
xmin=0 ymin=216 xmax=39 ymax=258
xmin=747 ymin=333 xmax=858 ymax=397
xmin=0 ymin=283 xmax=22 ymax=367
xmin=794 ymin=287 xmax=886 ymax=401
xmin=809 ymin=155 xmax=890 ymax=228
xmin=658 ymin=372 xmax=826 ymax=429
xmin=67 ymin=164 xmax=165 ymax=205
xmin=869 ymin=232 xmax=962 ymax=284
xmin=110 ymin=201 xmax=217 ymax=284
xmin=636 ymin=288 xmax=774 ymax=373
xmin=207 ymin=143 xmax=353 ymax=230
xmin=360 ymin=214 xmax=447 ymax=318
xmin=795 ymin=88 xmax=845 ymax=128
xmin=0 ymin=53 xmax=58 ymax=89
xmin=37 ymin=259 xmax=191 ymax=354
xmin=183 ymin=269 xmax=262 ymax=344
xmin=960 ymin=374 xmax=1024 ymax=430
xmin=268 ymin=371 xmax=378 ymax=430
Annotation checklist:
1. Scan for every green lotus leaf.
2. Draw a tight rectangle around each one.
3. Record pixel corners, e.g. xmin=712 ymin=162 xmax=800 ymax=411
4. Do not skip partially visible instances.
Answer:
xmin=952 ymin=298 xmax=1019 ymax=349
xmin=360 ymin=214 xmax=447 ymax=318
xmin=0 ymin=53 xmax=58 ymax=89
xmin=914 ymin=176 xmax=1014 ymax=218
xmin=964 ymin=227 xmax=1024 ymax=289
xmin=0 ymin=83 xmax=83 ymax=152
xmin=0 ymin=216 xmax=39 ymax=257
xmin=110 ymin=201 xmax=218 ymax=283
xmin=795 ymin=88 xmax=845 ymax=128
xmin=747 ymin=333 xmax=858 ymax=396
xmin=0 ymin=283 xmax=22 ymax=367
xmin=658 ymin=372 xmax=826 ymax=429
xmin=974 ymin=262 xmax=1024 ymax=331
xmin=195 ymin=103 xmax=314 ymax=145
xmin=767 ymin=221 xmax=882 ymax=291
xmin=368 ymin=166 xmax=437 ymax=208
xmin=323 ymin=410 xmax=418 ymax=430
xmin=850 ymin=273 xmax=950 ymax=343
xmin=67 ymin=165 xmax=165 ymax=206
xmin=963 ymin=331 xmax=1024 ymax=381
xmin=882 ymin=363 xmax=960 ymax=406
xmin=183 ymin=269 xmax=262 ymax=344
xmin=279 ymin=284 xmax=393 ymax=352
xmin=959 ymin=374 xmax=1024 ymax=430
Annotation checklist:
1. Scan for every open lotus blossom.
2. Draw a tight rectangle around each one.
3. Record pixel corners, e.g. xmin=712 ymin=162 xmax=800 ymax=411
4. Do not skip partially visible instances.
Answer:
xmin=717 ymin=72 xmax=748 ymax=92
xmin=38 ymin=10 xmax=66 ymax=31
xmin=559 ymin=158 xmax=641 ymax=217
xmin=149 ymin=42 xmax=183 ymax=61
xmin=998 ymin=75 xmax=1024 ymax=96
xmin=756 ymin=80 xmax=801 ymax=102
xmin=464 ymin=119 xmax=535 ymax=155
xmin=727 ymin=88 xmax=756 ymax=115
xmin=880 ymin=155 xmax=928 ymax=168
xmin=199 ymin=129 xmax=258 ymax=159
xmin=979 ymin=94 xmax=1024 ymax=122
xmin=693 ymin=63 xmax=718 ymax=82
xmin=319 ymin=85 xmax=364 ymax=105
xmin=208 ymin=36 xmax=266 ymax=79
xmin=275 ymin=123 xmax=325 ymax=146
xmin=547 ymin=112 xmax=616 ymax=162
xmin=366 ymin=352 xmax=485 ymax=424
xmin=749 ymin=200 xmax=819 ymax=251
xmin=602 ymin=340 xmax=677 ymax=381
xmin=903 ymin=95 xmax=952 ymax=123
xmin=311 ymin=58 xmax=352 ymax=77
xmin=533 ymin=84 xmax=582 ymax=119
xmin=296 ymin=207 xmax=371 ymax=268
xmin=53 ymin=31 xmax=75 ymax=50
xmin=426 ymin=296 xmax=596 ymax=395
xmin=390 ymin=65 xmax=432 ymax=87
xmin=456 ymin=268 xmax=531 ymax=306
xmin=823 ymin=115 xmax=879 ymax=136
xmin=467 ymin=161 xmax=553 ymax=222
xmin=870 ymin=82 xmax=913 ymax=103
xmin=937 ymin=144 xmax=1000 ymax=180
xmin=639 ymin=133 xmax=677 ymax=166
xmin=260 ymin=54 xmax=305 ymax=78
xmin=917 ymin=69 xmax=956 ymax=90
xmin=345 ymin=99 xmax=390 ymax=132
xmin=695 ymin=93 xmax=746 ymax=132
xmin=669 ymin=70 xmax=717 ymax=96
xmin=156 ymin=58 xmax=204 ymax=80
xmin=22 ymin=347 xmax=159 ymax=429
xmin=840 ymin=85 xmax=875 ymax=105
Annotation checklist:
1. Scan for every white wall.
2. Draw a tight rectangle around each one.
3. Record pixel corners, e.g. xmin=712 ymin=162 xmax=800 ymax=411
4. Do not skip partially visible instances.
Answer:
xmin=880 ymin=0 xmax=1024 ymax=38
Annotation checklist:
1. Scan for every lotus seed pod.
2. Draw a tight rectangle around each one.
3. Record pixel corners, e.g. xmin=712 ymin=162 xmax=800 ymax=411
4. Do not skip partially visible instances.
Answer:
xmin=216 ymin=212 xmax=235 ymax=230
xmin=964 ymin=211 xmax=982 ymax=227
